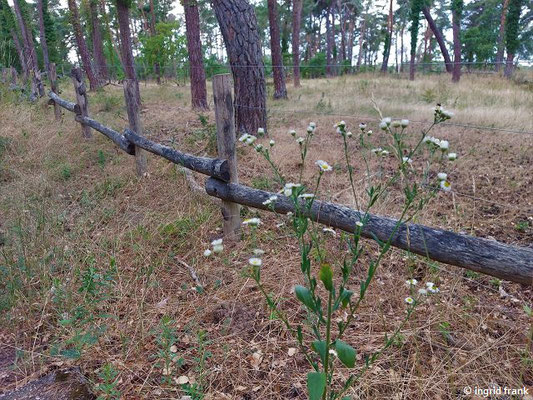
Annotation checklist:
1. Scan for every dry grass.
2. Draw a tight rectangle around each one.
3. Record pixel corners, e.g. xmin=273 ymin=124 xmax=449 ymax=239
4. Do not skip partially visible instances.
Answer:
xmin=0 ymin=73 xmax=532 ymax=399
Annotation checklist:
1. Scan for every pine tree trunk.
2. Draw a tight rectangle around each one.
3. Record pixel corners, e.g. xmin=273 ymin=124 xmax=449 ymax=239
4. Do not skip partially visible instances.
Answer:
xmin=182 ymin=0 xmax=208 ymax=110
xmin=10 ymin=28 xmax=28 ymax=79
xmin=347 ymin=19 xmax=354 ymax=64
xmin=421 ymin=6 xmax=452 ymax=73
xmin=115 ymin=0 xmax=140 ymax=105
xmin=267 ymin=0 xmax=287 ymax=99
xmin=292 ymin=0 xmax=302 ymax=87
xmin=326 ymin=2 xmax=334 ymax=76
xmin=89 ymin=0 xmax=108 ymax=83
xmin=452 ymin=7 xmax=461 ymax=82
xmin=495 ymin=0 xmax=510 ymax=72
xmin=36 ymin=0 xmax=50 ymax=74
xmin=400 ymin=26 xmax=404 ymax=72
xmin=68 ymin=0 xmax=99 ymax=90
xmin=504 ymin=52 xmax=514 ymax=78
xmin=13 ymin=0 xmax=43 ymax=94
xmin=356 ymin=17 xmax=366 ymax=72
xmin=212 ymin=0 xmax=267 ymax=134
xmin=381 ymin=0 xmax=394 ymax=72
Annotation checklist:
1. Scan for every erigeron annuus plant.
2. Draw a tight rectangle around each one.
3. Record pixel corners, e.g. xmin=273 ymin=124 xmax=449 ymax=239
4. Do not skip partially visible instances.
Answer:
xmin=210 ymin=106 xmax=455 ymax=399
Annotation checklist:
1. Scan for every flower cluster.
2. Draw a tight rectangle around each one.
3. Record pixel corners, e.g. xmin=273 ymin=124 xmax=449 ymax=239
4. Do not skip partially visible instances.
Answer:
xmin=404 ymin=279 xmax=441 ymax=304
xmin=434 ymin=104 xmax=454 ymax=122
xmin=262 ymin=195 xmax=278 ymax=206
xmin=239 ymin=133 xmax=257 ymax=146
xmin=371 ymin=147 xmax=390 ymax=157
xmin=243 ymin=217 xmax=261 ymax=227
xmin=204 ymin=238 xmax=223 ymax=257
xmin=423 ymin=136 xmax=450 ymax=152
xmin=334 ymin=121 xmax=353 ymax=138
xmin=282 ymin=182 xmax=302 ymax=197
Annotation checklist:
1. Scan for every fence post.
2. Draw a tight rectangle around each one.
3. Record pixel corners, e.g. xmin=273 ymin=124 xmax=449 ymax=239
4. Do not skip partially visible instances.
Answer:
xmin=71 ymin=67 xmax=92 ymax=138
xmin=123 ymin=79 xmax=148 ymax=176
xmin=213 ymin=74 xmax=241 ymax=240
xmin=49 ymin=63 xmax=61 ymax=121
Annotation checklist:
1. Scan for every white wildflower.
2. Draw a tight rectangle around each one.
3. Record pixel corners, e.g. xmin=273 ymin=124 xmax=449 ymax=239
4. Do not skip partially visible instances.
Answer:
xmin=405 ymin=278 xmax=418 ymax=286
xmin=379 ymin=121 xmax=388 ymax=130
xmin=405 ymin=297 xmax=415 ymax=305
xmin=418 ymin=288 xmax=428 ymax=295
xmin=346 ymin=131 xmax=353 ymax=138
xmin=323 ymin=227 xmax=336 ymax=235
xmin=257 ymin=127 xmax=265 ymax=135
xmin=441 ymin=109 xmax=454 ymax=119
xmin=245 ymin=135 xmax=257 ymax=145
xmin=269 ymin=140 xmax=275 ymax=147
xmin=253 ymin=249 xmax=265 ymax=256
xmin=426 ymin=282 xmax=435 ymax=288
xmin=211 ymin=238 xmax=223 ymax=246
xmin=307 ymin=126 xmax=314 ymax=133
xmin=401 ymin=119 xmax=409 ymax=127
xmin=392 ymin=120 xmax=401 ymax=128
xmin=371 ymin=147 xmax=383 ymax=154
xmin=283 ymin=183 xmax=301 ymax=196
xmin=249 ymin=257 xmax=262 ymax=267
xmin=309 ymin=122 xmax=316 ymax=129
xmin=239 ymin=133 xmax=250 ymax=142
xmin=243 ymin=218 xmax=261 ymax=226
xmin=289 ymin=129 xmax=296 ymax=137
xmin=296 ymin=137 xmax=305 ymax=144
xmin=328 ymin=349 xmax=338 ymax=357
xmin=359 ymin=123 xmax=367 ymax=130
xmin=255 ymin=144 xmax=263 ymax=152
xmin=212 ymin=244 xmax=223 ymax=253
xmin=315 ymin=159 xmax=332 ymax=172
xmin=440 ymin=180 xmax=452 ymax=192
xmin=428 ymin=286 xmax=440 ymax=293
xmin=355 ymin=221 xmax=363 ymax=228
xmin=437 ymin=172 xmax=447 ymax=181
xmin=298 ymin=193 xmax=315 ymax=199
xmin=448 ymin=152 xmax=457 ymax=161
xmin=382 ymin=117 xmax=392 ymax=126
xmin=203 ymin=249 xmax=212 ymax=257
xmin=402 ymin=156 xmax=413 ymax=164
xmin=439 ymin=140 xmax=449 ymax=151
xmin=262 ymin=195 xmax=278 ymax=206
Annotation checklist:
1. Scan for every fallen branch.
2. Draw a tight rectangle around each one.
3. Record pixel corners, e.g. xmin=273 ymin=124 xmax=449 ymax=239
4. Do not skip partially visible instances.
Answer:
xmin=205 ymin=178 xmax=533 ymax=285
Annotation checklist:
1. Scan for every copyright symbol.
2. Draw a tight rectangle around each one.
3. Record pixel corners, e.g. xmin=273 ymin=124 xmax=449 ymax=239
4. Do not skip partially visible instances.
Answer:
xmin=464 ymin=386 xmax=472 ymax=395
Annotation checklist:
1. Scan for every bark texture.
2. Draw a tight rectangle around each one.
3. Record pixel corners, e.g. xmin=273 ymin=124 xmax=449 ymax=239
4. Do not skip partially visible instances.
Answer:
xmin=495 ymin=0 xmax=510 ymax=71
xmin=36 ymin=0 xmax=50 ymax=74
xmin=292 ymin=0 xmax=303 ymax=86
xmin=182 ymin=0 xmax=209 ymax=110
xmin=267 ymin=0 xmax=287 ymax=99
xmin=68 ymin=0 xmax=99 ymax=90
xmin=89 ymin=0 xmax=108 ymax=83
xmin=451 ymin=2 xmax=462 ymax=82
xmin=381 ymin=0 xmax=394 ymax=72
xmin=212 ymin=0 xmax=267 ymax=134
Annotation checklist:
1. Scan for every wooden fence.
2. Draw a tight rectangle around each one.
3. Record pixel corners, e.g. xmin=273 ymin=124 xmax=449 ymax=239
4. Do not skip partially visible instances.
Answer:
xmin=42 ymin=67 xmax=533 ymax=286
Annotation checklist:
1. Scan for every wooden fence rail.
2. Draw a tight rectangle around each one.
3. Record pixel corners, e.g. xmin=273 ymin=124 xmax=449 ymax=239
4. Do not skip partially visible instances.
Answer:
xmin=45 ymin=73 xmax=533 ymax=286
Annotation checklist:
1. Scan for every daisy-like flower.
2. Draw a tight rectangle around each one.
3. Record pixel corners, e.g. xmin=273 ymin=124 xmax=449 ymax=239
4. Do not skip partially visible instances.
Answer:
xmin=203 ymin=249 xmax=212 ymax=257
xmin=405 ymin=278 xmax=418 ymax=286
xmin=239 ymin=133 xmax=250 ymax=142
xmin=213 ymin=244 xmax=224 ymax=253
xmin=359 ymin=123 xmax=367 ymax=130
xmin=437 ymin=172 xmax=447 ymax=181
xmin=253 ymin=249 xmax=265 ymax=256
xmin=335 ymin=120 xmax=346 ymax=129
xmin=257 ymin=127 xmax=265 ymax=136
xmin=296 ymin=137 xmax=305 ymax=144
xmin=440 ymin=180 xmax=452 ymax=192
xmin=428 ymin=286 xmax=440 ymax=294
xmin=381 ymin=150 xmax=390 ymax=156
xmin=307 ymin=126 xmax=314 ymax=134
xmin=255 ymin=144 xmax=263 ymax=152
xmin=392 ymin=120 xmax=401 ymax=128
xmin=346 ymin=131 xmax=353 ymax=138
xmin=315 ymin=159 xmax=332 ymax=173
xmin=262 ymin=195 xmax=278 ymax=206
xmin=405 ymin=297 xmax=415 ymax=305
xmin=309 ymin=122 xmax=316 ymax=129
xmin=379 ymin=121 xmax=388 ymax=130
xmin=422 ymin=135 xmax=432 ymax=144
xmin=418 ymin=288 xmax=428 ymax=295
xmin=441 ymin=109 xmax=454 ymax=119
xmin=448 ymin=152 xmax=457 ymax=161
xmin=283 ymin=183 xmax=301 ymax=196
xmin=245 ymin=135 xmax=257 ymax=145
xmin=426 ymin=282 xmax=435 ymax=288
xmin=298 ymin=193 xmax=315 ymax=199
xmin=355 ymin=221 xmax=364 ymax=228
xmin=439 ymin=140 xmax=449 ymax=151
xmin=243 ymin=218 xmax=261 ymax=226
xmin=382 ymin=117 xmax=392 ymax=126
xmin=249 ymin=257 xmax=262 ymax=267
xmin=371 ymin=147 xmax=383 ymax=154
xmin=211 ymin=238 xmax=223 ymax=247
xmin=289 ymin=129 xmax=296 ymax=137
xmin=401 ymin=119 xmax=409 ymax=127
xmin=269 ymin=140 xmax=275 ymax=147
xmin=323 ymin=227 xmax=336 ymax=235
xmin=367 ymin=130 xmax=373 ymax=136
xmin=328 ymin=349 xmax=338 ymax=357
xmin=402 ymin=156 xmax=413 ymax=164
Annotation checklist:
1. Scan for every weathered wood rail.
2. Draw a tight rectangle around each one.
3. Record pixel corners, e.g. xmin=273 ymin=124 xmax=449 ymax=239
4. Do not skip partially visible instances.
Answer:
xmin=46 ymin=73 xmax=533 ymax=286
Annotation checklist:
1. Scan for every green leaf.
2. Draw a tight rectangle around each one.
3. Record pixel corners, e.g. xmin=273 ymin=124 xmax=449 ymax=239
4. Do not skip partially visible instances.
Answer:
xmin=319 ymin=264 xmax=333 ymax=291
xmin=335 ymin=340 xmax=356 ymax=368
xmin=307 ymin=372 xmax=326 ymax=400
xmin=311 ymin=340 xmax=327 ymax=364
xmin=294 ymin=285 xmax=314 ymax=310
xmin=524 ymin=305 xmax=532 ymax=317
xmin=339 ymin=288 xmax=354 ymax=308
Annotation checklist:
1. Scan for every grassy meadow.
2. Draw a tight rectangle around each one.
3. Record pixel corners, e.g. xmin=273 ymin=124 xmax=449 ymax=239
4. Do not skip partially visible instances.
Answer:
xmin=0 ymin=72 xmax=532 ymax=399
